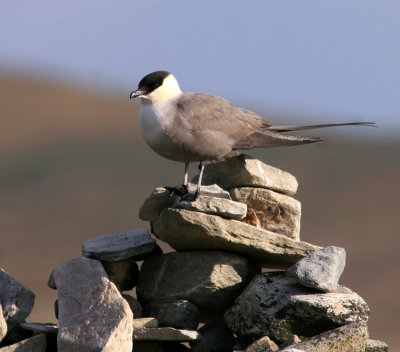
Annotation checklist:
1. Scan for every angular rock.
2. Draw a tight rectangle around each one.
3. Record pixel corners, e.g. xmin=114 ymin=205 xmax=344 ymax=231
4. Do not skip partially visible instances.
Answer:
xmin=245 ymin=336 xmax=279 ymax=352
xmin=286 ymin=246 xmax=346 ymax=292
xmin=152 ymin=209 xmax=319 ymax=267
xmin=365 ymin=339 xmax=389 ymax=352
xmin=190 ymin=322 xmax=235 ymax=352
xmin=224 ymin=272 xmax=369 ymax=343
xmin=19 ymin=322 xmax=58 ymax=335
xmin=47 ymin=269 xmax=56 ymax=290
xmin=0 ymin=305 xmax=7 ymax=343
xmin=137 ymin=251 xmax=259 ymax=312
xmin=280 ymin=321 xmax=368 ymax=352
xmin=139 ymin=184 xmax=231 ymax=222
xmin=0 ymin=269 xmax=35 ymax=332
xmin=242 ymin=209 xmax=261 ymax=227
xmin=132 ymin=318 xmax=159 ymax=329
xmin=230 ymin=187 xmax=301 ymax=240
xmin=54 ymin=257 xmax=133 ymax=352
xmin=0 ymin=334 xmax=47 ymax=352
xmin=132 ymin=327 xmax=200 ymax=342
xmin=122 ymin=294 xmax=142 ymax=318
xmin=143 ymin=299 xmax=200 ymax=330
xmin=174 ymin=196 xmax=247 ymax=220
xmin=194 ymin=154 xmax=298 ymax=196
xmin=101 ymin=257 xmax=139 ymax=291
xmin=82 ymin=229 xmax=155 ymax=261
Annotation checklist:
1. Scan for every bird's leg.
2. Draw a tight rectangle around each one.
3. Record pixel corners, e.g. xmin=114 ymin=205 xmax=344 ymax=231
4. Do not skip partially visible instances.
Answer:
xmin=166 ymin=162 xmax=190 ymax=198
xmin=183 ymin=162 xmax=189 ymax=186
xmin=196 ymin=161 xmax=204 ymax=195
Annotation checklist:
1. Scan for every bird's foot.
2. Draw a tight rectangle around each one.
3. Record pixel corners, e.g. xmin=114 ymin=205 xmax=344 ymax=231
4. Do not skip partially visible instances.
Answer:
xmin=180 ymin=191 xmax=199 ymax=202
xmin=165 ymin=184 xmax=189 ymax=198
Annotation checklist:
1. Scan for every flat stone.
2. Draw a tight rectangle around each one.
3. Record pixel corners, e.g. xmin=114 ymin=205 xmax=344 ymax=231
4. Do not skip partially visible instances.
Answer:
xmin=54 ymin=256 xmax=133 ymax=352
xmin=175 ymin=195 xmax=247 ymax=220
xmin=190 ymin=322 xmax=235 ymax=352
xmin=230 ymin=187 xmax=301 ymax=240
xmin=101 ymin=257 xmax=139 ymax=291
xmin=143 ymin=299 xmax=200 ymax=331
xmin=186 ymin=183 xmax=231 ymax=199
xmin=365 ymin=339 xmax=389 ymax=352
xmin=286 ymin=246 xmax=346 ymax=292
xmin=0 ymin=269 xmax=35 ymax=332
xmin=19 ymin=322 xmax=58 ymax=334
xmin=280 ymin=321 xmax=368 ymax=352
xmin=122 ymin=294 xmax=142 ymax=318
xmin=0 ymin=305 xmax=7 ymax=343
xmin=0 ymin=334 xmax=47 ymax=352
xmin=82 ymin=229 xmax=155 ymax=261
xmin=194 ymin=154 xmax=298 ymax=196
xmin=245 ymin=336 xmax=279 ymax=352
xmin=152 ymin=209 xmax=319 ymax=267
xmin=224 ymin=272 xmax=369 ymax=343
xmin=137 ymin=251 xmax=260 ymax=312
xmin=132 ymin=318 xmax=159 ymax=329
xmin=132 ymin=327 xmax=200 ymax=342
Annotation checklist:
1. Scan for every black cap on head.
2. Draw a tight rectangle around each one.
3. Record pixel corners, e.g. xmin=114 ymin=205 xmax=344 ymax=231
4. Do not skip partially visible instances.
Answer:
xmin=138 ymin=70 xmax=171 ymax=94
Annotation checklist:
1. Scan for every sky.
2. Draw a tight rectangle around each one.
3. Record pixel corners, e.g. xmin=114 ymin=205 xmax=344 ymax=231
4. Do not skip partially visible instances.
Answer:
xmin=1 ymin=0 xmax=400 ymax=137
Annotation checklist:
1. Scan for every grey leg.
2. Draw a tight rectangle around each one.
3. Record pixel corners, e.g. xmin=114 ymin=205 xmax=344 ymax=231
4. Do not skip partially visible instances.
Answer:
xmin=197 ymin=161 xmax=204 ymax=194
xmin=183 ymin=162 xmax=189 ymax=186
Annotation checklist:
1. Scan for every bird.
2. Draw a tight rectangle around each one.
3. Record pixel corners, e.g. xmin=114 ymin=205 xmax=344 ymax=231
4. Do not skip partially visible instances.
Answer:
xmin=130 ymin=70 xmax=375 ymax=198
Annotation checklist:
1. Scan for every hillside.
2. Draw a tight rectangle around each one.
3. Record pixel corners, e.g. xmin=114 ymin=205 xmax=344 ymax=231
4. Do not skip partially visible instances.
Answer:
xmin=0 ymin=74 xmax=399 ymax=348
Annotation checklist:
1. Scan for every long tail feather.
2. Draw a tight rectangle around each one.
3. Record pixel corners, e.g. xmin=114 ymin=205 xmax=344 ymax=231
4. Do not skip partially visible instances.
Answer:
xmin=266 ymin=121 xmax=377 ymax=132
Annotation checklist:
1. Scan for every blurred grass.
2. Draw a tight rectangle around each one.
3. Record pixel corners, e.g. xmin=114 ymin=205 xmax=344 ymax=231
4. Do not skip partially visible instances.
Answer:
xmin=0 ymin=74 xmax=399 ymax=348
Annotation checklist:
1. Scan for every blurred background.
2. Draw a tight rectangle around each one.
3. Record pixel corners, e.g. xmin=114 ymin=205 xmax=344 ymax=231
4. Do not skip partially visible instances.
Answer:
xmin=1 ymin=0 xmax=399 ymax=349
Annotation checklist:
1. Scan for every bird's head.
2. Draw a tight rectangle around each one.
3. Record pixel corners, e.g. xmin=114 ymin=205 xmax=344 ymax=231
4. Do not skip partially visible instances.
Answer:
xmin=130 ymin=70 xmax=182 ymax=104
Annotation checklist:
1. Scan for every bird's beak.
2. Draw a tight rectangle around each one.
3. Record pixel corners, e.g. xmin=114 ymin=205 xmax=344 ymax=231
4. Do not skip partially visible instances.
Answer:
xmin=130 ymin=89 xmax=145 ymax=99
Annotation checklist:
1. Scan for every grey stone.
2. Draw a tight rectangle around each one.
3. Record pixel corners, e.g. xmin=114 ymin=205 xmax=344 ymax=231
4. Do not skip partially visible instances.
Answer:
xmin=152 ymin=209 xmax=319 ymax=267
xmin=139 ymin=184 xmax=231 ymax=222
xmin=0 ymin=305 xmax=7 ymax=343
xmin=19 ymin=322 xmax=58 ymax=335
xmin=143 ymin=300 xmax=200 ymax=330
xmin=137 ymin=251 xmax=259 ymax=312
xmin=82 ymin=229 xmax=155 ymax=261
xmin=365 ymin=339 xmax=389 ymax=352
xmin=54 ymin=256 xmax=133 ymax=352
xmin=245 ymin=336 xmax=279 ymax=352
xmin=101 ymin=257 xmax=139 ymax=291
xmin=280 ymin=321 xmax=368 ymax=352
xmin=132 ymin=327 xmax=200 ymax=342
xmin=190 ymin=322 xmax=235 ymax=352
xmin=0 ymin=333 xmax=47 ymax=352
xmin=194 ymin=154 xmax=298 ymax=196
xmin=132 ymin=318 xmax=159 ymax=329
xmin=174 ymin=196 xmax=247 ymax=220
xmin=122 ymin=294 xmax=142 ymax=318
xmin=224 ymin=272 xmax=369 ymax=343
xmin=47 ymin=270 xmax=56 ymax=290
xmin=0 ymin=269 xmax=35 ymax=332
xmin=230 ymin=187 xmax=301 ymax=240
xmin=286 ymin=246 xmax=346 ymax=292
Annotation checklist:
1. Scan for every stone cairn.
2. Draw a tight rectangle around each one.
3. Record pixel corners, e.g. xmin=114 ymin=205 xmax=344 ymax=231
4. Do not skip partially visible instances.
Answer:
xmin=0 ymin=154 xmax=389 ymax=352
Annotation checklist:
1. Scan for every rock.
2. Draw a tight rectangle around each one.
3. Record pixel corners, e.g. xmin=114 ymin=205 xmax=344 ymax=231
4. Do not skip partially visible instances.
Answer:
xmin=54 ymin=300 xmax=58 ymax=319
xmin=82 ymin=229 xmax=155 ymax=261
xmin=152 ymin=209 xmax=319 ymax=267
xmin=190 ymin=322 xmax=235 ymax=352
xmin=122 ymin=294 xmax=142 ymax=318
xmin=194 ymin=155 xmax=298 ymax=196
xmin=101 ymin=257 xmax=139 ymax=291
xmin=137 ymin=251 xmax=259 ymax=312
xmin=242 ymin=210 xmax=261 ymax=227
xmin=286 ymin=246 xmax=346 ymax=292
xmin=365 ymin=339 xmax=389 ymax=352
xmin=139 ymin=184 xmax=231 ymax=222
xmin=47 ymin=269 xmax=56 ymax=289
xmin=54 ymin=257 xmax=133 ymax=352
xmin=19 ymin=322 xmax=58 ymax=335
xmin=133 ymin=244 xmax=163 ymax=262
xmin=245 ymin=336 xmax=279 ymax=352
xmin=230 ymin=187 xmax=301 ymax=240
xmin=174 ymin=196 xmax=247 ymax=220
xmin=0 ymin=305 xmax=7 ymax=343
xmin=278 ymin=335 xmax=301 ymax=350
xmin=143 ymin=299 xmax=200 ymax=330
xmin=224 ymin=272 xmax=369 ymax=343
xmin=0 ymin=334 xmax=47 ymax=352
xmin=132 ymin=327 xmax=200 ymax=342
xmin=0 ymin=269 xmax=35 ymax=332
xmin=280 ymin=321 xmax=368 ymax=352
xmin=132 ymin=318 xmax=159 ymax=329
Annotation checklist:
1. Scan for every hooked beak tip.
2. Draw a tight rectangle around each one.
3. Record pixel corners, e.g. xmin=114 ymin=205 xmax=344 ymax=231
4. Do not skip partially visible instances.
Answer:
xmin=130 ymin=90 xmax=143 ymax=100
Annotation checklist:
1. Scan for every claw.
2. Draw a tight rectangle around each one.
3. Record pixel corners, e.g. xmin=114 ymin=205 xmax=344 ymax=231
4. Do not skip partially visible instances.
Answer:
xmin=164 ymin=184 xmax=189 ymax=198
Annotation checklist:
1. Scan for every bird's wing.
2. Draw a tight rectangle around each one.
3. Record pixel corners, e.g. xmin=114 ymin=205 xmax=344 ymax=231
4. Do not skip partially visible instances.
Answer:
xmin=175 ymin=93 xmax=271 ymax=141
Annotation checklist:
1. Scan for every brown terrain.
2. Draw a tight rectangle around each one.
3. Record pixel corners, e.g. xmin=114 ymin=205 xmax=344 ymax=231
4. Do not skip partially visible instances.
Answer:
xmin=0 ymin=73 xmax=399 ymax=348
